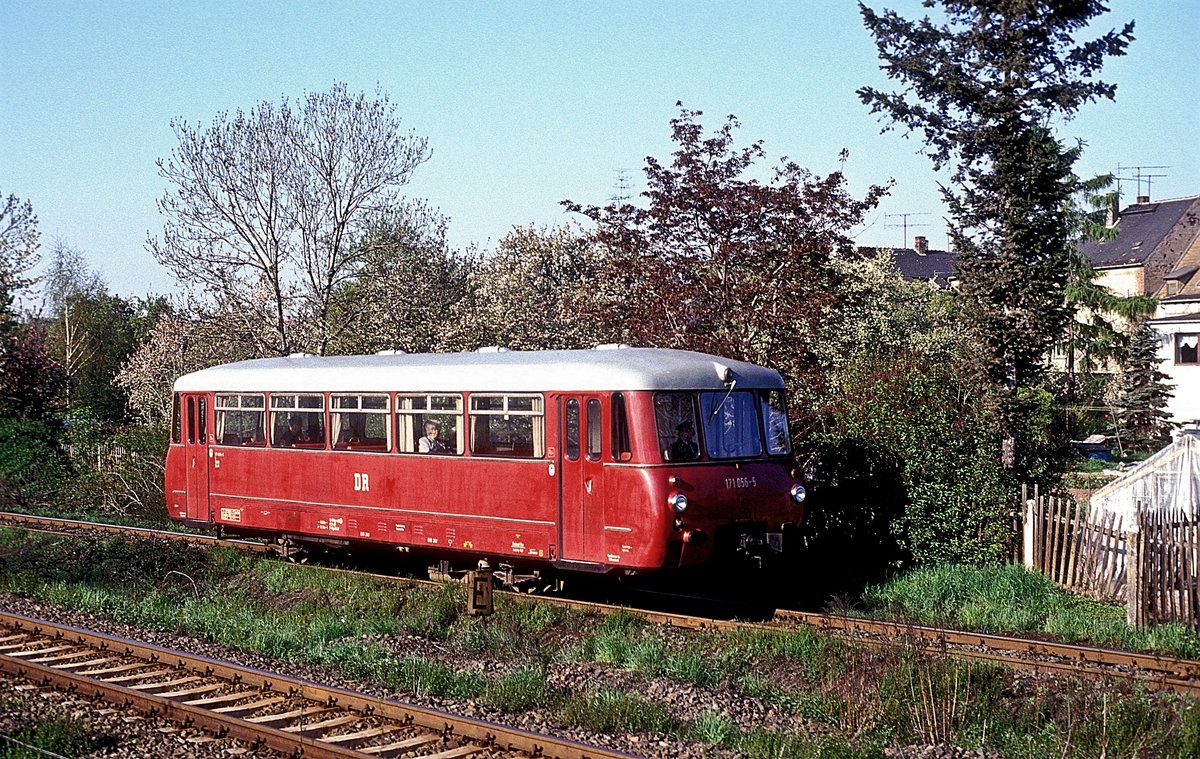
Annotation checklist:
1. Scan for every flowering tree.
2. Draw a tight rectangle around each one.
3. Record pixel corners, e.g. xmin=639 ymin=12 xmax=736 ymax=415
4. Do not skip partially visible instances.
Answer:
xmin=329 ymin=204 xmax=478 ymax=355
xmin=467 ymin=225 xmax=624 ymax=351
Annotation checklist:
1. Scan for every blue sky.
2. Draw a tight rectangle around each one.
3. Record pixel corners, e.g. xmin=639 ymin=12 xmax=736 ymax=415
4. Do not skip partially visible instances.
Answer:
xmin=2 ymin=1 xmax=1196 ymax=297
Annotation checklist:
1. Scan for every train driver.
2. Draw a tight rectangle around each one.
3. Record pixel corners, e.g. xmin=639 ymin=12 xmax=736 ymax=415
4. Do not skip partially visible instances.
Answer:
xmin=669 ymin=420 xmax=699 ymax=461
xmin=419 ymin=419 xmax=448 ymax=454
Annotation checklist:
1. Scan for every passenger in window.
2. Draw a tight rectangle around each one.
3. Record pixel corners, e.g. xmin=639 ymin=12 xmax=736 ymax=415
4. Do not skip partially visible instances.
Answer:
xmin=669 ymin=420 xmax=699 ymax=461
xmin=338 ymin=417 xmax=365 ymax=445
xmin=419 ymin=420 xmax=448 ymax=454
xmin=280 ymin=415 xmax=307 ymax=447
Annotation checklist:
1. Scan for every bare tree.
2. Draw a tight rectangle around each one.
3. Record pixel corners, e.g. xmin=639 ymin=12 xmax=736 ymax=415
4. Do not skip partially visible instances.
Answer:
xmin=150 ymin=83 xmax=430 ymax=356
xmin=0 ymin=191 xmax=41 ymax=319
xmin=44 ymin=240 xmax=105 ymax=408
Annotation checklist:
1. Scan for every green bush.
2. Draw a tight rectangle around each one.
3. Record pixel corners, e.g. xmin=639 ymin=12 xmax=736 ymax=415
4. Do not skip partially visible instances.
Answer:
xmin=58 ymin=421 xmax=169 ymax=521
xmin=0 ymin=418 xmax=69 ymax=507
xmin=802 ymin=353 xmax=1013 ymax=572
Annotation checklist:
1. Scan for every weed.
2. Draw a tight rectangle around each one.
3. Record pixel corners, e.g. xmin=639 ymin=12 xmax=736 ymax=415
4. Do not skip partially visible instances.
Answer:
xmin=396 ymin=656 xmax=486 ymax=699
xmin=0 ymin=717 xmax=115 ymax=758
xmin=861 ymin=563 xmax=1200 ymax=657
xmin=690 ymin=711 xmax=736 ymax=744
xmin=589 ymin=625 xmax=634 ymax=664
xmin=559 ymin=688 xmax=677 ymax=733
xmin=484 ymin=666 xmax=557 ymax=712
xmin=712 ymin=725 xmax=885 ymax=759
xmin=398 ymin=582 xmax=463 ymax=639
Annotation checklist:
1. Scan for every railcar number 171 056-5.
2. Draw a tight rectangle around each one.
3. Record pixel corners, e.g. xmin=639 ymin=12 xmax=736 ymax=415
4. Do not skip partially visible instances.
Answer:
xmin=165 ymin=346 xmax=807 ymax=584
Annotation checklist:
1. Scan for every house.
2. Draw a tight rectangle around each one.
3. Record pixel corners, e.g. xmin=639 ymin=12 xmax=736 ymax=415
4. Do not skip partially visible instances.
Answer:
xmin=875 ymin=195 xmax=1200 ymax=426
xmin=1080 ymin=195 xmax=1200 ymax=426
xmin=874 ymin=235 xmax=956 ymax=286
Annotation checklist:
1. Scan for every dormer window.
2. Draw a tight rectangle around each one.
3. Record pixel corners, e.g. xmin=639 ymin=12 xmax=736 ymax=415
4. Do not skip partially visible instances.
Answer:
xmin=1167 ymin=281 xmax=1181 ymax=296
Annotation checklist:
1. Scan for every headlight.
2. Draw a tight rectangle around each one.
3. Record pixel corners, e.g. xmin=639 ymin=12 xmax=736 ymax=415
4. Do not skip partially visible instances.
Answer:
xmin=667 ymin=492 xmax=688 ymax=513
xmin=790 ymin=483 xmax=807 ymax=504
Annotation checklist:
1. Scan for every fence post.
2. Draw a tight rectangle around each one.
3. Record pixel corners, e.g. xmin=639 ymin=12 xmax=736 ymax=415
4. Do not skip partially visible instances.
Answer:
xmin=1126 ymin=513 xmax=1142 ymax=628
xmin=1023 ymin=486 xmax=1035 ymax=570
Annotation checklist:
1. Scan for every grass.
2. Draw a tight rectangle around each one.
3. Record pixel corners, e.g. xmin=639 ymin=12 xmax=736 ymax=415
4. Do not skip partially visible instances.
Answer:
xmin=859 ymin=563 xmax=1200 ymax=658
xmin=2 ymin=529 xmax=1200 ymax=758
xmin=559 ymin=688 xmax=678 ymax=733
xmin=0 ymin=717 xmax=115 ymax=758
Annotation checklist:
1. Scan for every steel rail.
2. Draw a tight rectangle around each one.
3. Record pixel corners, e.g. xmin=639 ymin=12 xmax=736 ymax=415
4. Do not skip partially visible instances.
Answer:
xmin=4 ymin=512 xmax=1199 ymax=695
xmin=0 ymin=511 xmax=269 ymax=553
xmin=516 ymin=594 xmax=1200 ymax=694
xmin=771 ymin=609 xmax=1200 ymax=680
xmin=0 ymin=611 xmax=636 ymax=759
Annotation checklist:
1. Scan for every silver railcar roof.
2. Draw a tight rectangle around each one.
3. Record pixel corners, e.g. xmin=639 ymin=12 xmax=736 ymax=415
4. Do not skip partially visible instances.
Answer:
xmin=172 ymin=348 xmax=784 ymax=394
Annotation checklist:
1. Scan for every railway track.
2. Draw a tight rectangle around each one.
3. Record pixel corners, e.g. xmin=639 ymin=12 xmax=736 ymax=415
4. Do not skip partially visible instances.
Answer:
xmin=0 ymin=510 xmax=270 ymax=553
xmin=0 ymin=610 xmax=634 ymax=759
xmin=3 ymin=511 xmax=1199 ymax=697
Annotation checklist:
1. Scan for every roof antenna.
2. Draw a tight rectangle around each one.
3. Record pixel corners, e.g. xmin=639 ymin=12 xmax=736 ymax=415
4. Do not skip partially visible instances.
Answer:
xmin=884 ymin=212 xmax=930 ymax=248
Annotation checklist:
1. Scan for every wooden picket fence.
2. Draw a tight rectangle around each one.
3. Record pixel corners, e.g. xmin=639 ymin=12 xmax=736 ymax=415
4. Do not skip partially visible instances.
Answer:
xmin=1128 ymin=507 xmax=1200 ymax=628
xmin=1021 ymin=486 xmax=1200 ymax=628
xmin=1022 ymin=486 xmax=1126 ymax=600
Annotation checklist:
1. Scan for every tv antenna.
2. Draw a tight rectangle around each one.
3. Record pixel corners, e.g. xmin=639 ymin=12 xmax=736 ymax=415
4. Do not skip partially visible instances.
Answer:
xmin=610 ymin=168 xmax=636 ymax=204
xmin=884 ymin=212 xmax=930 ymax=248
xmin=1116 ymin=163 xmax=1169 ymax=200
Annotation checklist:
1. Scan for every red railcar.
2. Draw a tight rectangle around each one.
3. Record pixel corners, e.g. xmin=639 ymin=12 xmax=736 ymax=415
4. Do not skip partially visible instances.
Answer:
xmin=166 ymin=346 xmax=806 ymax=581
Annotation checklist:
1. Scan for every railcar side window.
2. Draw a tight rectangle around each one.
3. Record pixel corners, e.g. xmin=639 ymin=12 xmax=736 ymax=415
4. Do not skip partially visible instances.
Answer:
xmin=655 ymin=392 xmax=700 ymax=462
xmin=564 ymin=399 xmax=580 ymax=461
xmin=171 ymin=394 xmax=181 ymax=444
xmin=760 ymin=389 xmax=791 ymax=455
xmin=186 ymin=397 xmax=195 ymax=444
xmin=270 ymin=394 xmax=326 ymax=448
xmin=699 ymin=391 xmax=763 ymax=459
xmin=331 ymin=394 xmax=391 ymax=453
xmin=198 ymin=397 xmax=208 ymax=444
xmin=586 ymin=398 xmax=602 ymax=461
xmin=396 ymin=394 xmax=462 ymax=455
xmin=469 ymin=394 xmax=544 ymax=458
xmin=611 ymin=393 xmax=632 ymax=462
xmin=215 ymin=394 xmax=266 ymax=446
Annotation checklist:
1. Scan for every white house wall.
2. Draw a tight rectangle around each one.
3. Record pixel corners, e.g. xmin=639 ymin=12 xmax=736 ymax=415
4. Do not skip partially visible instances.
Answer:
xmin=1153 ymin=315 xmax=1200 ymax=426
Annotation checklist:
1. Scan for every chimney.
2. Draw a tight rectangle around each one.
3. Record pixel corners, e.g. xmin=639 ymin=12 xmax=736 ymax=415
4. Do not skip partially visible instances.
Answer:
xmin=1105 ymin=193 xmax=1119 ymax=227
xmin=913 ymin=235 xmax=929 ymax=255
xmin=1136 ymin=195 xmax=1151 ymax=204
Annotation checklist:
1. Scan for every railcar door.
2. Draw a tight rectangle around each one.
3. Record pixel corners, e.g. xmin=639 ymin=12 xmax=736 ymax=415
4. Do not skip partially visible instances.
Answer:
xmin=183 ymin=394 xmax=211 ymax=522
xmin=558 ymin=395 xmax=606 ymax=563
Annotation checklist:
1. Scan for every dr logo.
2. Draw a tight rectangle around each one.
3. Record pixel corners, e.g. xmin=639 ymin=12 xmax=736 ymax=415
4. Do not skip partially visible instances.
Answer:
xmin=354 ymin=473 xmax=370 ymax=492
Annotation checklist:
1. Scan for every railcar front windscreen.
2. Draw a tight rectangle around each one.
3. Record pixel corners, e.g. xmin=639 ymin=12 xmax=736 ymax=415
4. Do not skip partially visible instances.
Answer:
xmin=699 ymin=391 xmax=763 ymax=460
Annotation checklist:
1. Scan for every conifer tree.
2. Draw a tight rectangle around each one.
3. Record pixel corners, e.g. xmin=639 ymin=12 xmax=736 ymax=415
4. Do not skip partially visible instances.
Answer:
xmin=1114 ymin=322 xmax=1173 ymax=451
xmin=859 ymin=1 xmax=1134 ymax=474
